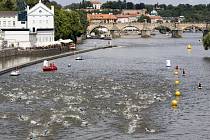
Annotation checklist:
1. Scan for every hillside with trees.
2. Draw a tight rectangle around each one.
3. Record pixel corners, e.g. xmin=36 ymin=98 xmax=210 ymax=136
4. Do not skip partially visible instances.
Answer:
xmin=65 ymin=0 xmax=210 ymax=23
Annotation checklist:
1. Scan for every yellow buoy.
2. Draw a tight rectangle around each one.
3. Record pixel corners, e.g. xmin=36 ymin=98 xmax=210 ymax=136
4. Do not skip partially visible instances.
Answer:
xmin=175 ymin=90 xmax=181 ymax=96
xmin=174 ymin=71 xmax=179 ymax=75
xmin=171 ymin=99 xmax=178 ymax=107
xmin=187 ymin=44 xmax=192 ymax=49
xmin=175 ymin=80 xmax=180 ymax=85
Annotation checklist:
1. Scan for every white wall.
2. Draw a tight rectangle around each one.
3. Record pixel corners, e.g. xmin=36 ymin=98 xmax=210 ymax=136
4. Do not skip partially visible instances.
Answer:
xmin=27 ymin=3 xmax=54 ymax=32
xmin=128 ymin=17 xmax=138 ymax=22
xmin=36 ymin=30 xmax=54 ymax=43
xmin=117 ymin=18 xmax=129 ymax=23
xmin=93 ymin=4 xmax=101 ymax=9
xmin=27 ymin=14 xmax=54 ymax=31
xmin=4 ymin=31 xmax=29 ymax=42
xmin=0 ymin=15 xmax=26 ymax=29
xmin=4 ymin=30 xmax=30 ymax=48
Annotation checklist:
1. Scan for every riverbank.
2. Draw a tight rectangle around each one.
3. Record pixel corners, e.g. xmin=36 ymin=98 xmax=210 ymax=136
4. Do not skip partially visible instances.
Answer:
xmin=0 ymin=45 xmax=71 ymax=58
xmin=0 ymin=45 xmax=118 ymax=75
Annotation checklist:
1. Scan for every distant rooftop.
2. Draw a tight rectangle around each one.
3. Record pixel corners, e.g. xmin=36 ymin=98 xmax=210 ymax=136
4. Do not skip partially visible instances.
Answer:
xmin=0 ymin=11 xmax=17 ymax=17
xmin=90 ymin=0 xmax=101 ymax=4
xmin=87 ymin=13 xmax=117 ymax=20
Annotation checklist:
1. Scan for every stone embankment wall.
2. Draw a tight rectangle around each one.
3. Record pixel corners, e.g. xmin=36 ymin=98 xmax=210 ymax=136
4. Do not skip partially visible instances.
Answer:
xmin=0 ymin=48 xmax=18 ymax=57
xmin=0 ymin=46 xmax=70 ymax=58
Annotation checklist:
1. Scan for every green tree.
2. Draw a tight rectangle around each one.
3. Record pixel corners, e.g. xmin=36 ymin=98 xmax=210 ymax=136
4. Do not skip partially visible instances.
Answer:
xmin=137 ymin=15 xmax=151 ymax=23
xmin=126 ymin=2 xmax=134 ymax=9
xmin=203 ymin=32 xmax=210 ymax=50
xmin=54 ymin=9 xmax=84 ymax=42
xmin=4 ymin=0 xmax=15 ymax=10
xmin=26 ymin=0 xmax=38 ymax=7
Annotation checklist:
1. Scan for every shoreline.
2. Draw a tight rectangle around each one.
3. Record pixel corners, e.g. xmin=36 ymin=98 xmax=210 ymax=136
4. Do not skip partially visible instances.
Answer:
xmin=0 ymin=45 xmax=118 ymax=76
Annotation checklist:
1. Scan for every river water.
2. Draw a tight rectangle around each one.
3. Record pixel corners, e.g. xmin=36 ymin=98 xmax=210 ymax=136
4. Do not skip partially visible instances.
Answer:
xmin=0 ymin=33 xmax=210 ymax=140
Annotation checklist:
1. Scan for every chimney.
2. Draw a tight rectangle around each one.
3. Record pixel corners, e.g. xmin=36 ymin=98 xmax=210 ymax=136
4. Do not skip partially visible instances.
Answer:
xmin=51 ymin=5 xmax=54 ymax=15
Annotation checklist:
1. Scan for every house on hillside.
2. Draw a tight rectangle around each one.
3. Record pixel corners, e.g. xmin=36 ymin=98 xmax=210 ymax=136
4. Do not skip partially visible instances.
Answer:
xmin=90 ymin=0 xmax=102 ymax=10
xmin=148 ymin=9 xmax=163 ymax=23
xmin=117 ymin=9 xmax=147 ymax=23
xmin=121 ymin=9 xmax=147 ymax=16
xmin=87 ymin=13 xmax=117 ymax=24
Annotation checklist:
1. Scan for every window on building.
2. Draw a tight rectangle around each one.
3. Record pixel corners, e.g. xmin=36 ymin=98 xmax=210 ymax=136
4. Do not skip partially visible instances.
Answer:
xmin=46 ymin=20 xmax=48 ymax=23
xmin=39 ymin=20 xmax=41 ymax=23
xmin=21 ymin=21 xmax=25 ymax=24
xmin=3 ymin=21 xmax=6 ymax=27
xmin=33 ymin=20 xmax=35 ymax=23
xmin=13 ymin=21 xmax=15 ymax=27
xmin=8 ymin=21 xmax=11 ymax=27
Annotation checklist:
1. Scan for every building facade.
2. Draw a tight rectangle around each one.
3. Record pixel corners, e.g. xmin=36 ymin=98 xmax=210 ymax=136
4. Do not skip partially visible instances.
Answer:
xmin=87 ymin=13 xmax=117 ymax=24
xmin=90 ymin=0 xmax=102 ymax=10
xmin=0 ymin=11 xmax=27 ymax=29
xmin=27 ymin=0 xmax=54 ymax=47
xmin=0 ymin=0 xmax=54 ymax=49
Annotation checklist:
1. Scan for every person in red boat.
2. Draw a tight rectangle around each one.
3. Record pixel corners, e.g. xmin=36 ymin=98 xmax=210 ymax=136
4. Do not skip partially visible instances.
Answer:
xmin=43 ymin=61 xmax=57 ymax=71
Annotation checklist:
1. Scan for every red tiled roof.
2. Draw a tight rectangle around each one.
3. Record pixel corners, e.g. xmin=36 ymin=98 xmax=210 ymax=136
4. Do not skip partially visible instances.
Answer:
xmin=149 ymin=16 xmax=162 ymax=19
xmin=87 ymin=14 xmax=117 ymax=20
xmin=116 ymin=15 xmax=130 ymax=18
xmin=91 ymin=1 xmax=101 ymax=4
xmin=0 ymin=11 xmax=17 ymax=16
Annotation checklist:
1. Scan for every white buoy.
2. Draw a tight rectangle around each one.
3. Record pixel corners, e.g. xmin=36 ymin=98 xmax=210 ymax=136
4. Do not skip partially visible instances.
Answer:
xmin=43 ymin=60 xmax=49 ymax=67
xmin=166 ymin=60 xmax=171 ymax=67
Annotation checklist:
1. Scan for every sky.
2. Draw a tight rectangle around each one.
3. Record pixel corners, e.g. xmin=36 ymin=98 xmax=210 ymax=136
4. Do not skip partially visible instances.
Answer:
xmin=53 ymin=0 xmax=210 ymax=6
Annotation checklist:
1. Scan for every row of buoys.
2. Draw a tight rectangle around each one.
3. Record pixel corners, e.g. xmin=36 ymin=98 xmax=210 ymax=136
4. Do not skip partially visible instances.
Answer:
xmin=171 ymin=65 xmax=182 ymax=108
xmin=170 ymin=64 xmax=203 ymax=108
xmin=169 ymin=44 xmax=203 ymax=108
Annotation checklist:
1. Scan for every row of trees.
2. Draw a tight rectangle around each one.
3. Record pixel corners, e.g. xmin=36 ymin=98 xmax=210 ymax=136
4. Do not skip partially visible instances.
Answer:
xmin=0 ymin=0 xmax=86 ymax=43
xmin=102 ymin=1 xmax=146 ymax=10
xmin=65 ymin=1 xmax=210 ymax=23
xmin=158 ymin=4 xmax=210 ymax=22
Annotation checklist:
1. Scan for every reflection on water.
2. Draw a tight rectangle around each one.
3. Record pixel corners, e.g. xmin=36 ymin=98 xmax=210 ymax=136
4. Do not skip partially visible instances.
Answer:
xmin=0 ymin=56 xmax=40 ymax=70
xmin=0 ymin=33 xmax=210 ymax=140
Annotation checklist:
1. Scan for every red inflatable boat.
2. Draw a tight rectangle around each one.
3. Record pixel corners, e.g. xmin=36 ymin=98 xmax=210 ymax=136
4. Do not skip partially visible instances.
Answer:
xmin=43 ymin=63 xmax=57 ymax=71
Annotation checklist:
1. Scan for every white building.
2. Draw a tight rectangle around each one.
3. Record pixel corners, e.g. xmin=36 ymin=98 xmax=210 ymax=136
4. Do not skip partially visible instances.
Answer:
xmin=91 ymin=0 xmax=102 ymax=10
xmin=0 ymin=0 xmax=54 ymax=49
xmin=27 ymin=0 xmax=54 ymax=47
xmin=0 ymin=11 xmax=28 ymax=48
xmin=116 ymin=15 xmax=129 ymax=23
xmin=0 ymin=11 xmax=27 ymax=29
xmin=148 ymin=9 xmax=163 ymax=23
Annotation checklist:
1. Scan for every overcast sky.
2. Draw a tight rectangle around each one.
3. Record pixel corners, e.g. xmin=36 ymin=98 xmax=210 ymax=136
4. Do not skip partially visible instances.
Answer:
xmin=53 ymin=0 xmax=210 ymax=6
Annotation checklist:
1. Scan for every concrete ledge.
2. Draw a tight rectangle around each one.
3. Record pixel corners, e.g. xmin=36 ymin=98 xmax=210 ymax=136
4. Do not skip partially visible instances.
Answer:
xmin=0 ymin=45 xmax=118 ymax=76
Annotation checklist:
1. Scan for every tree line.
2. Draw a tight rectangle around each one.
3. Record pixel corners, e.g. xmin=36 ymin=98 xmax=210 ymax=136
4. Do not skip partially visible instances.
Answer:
xmin=66 ymin=1 xmax=210 ymax=23
xmin=0 ymin=0 xmax=86 ymax=42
